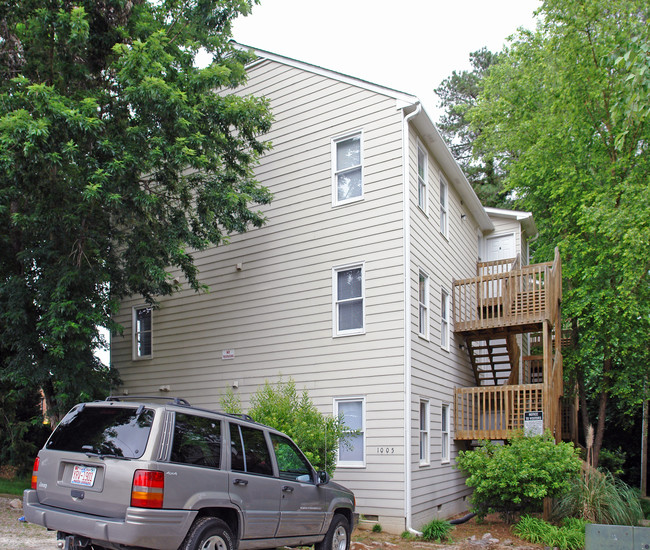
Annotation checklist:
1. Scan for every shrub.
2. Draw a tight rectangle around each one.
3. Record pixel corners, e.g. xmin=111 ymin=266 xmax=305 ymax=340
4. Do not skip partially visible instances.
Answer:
xmin=400 ymin=530 xmax=414 ymax=540
xmin=513 ymin=515 xmax=586 ymax=550
xmin=455 ymin=431 xmax=582 ymax=522
xmin=371 ymin=523 xmax=382 ymax=533
xmin=553 ymin=468 xmax=643 ymax=525
xmin=221 ymin=379 xmax=352 ymax=476
xmin=420 ymin=518 xmax=454 ymax=542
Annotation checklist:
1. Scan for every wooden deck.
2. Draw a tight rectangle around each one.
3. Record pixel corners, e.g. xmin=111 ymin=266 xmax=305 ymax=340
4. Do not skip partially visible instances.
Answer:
xmin=453 ymin=249 xmax=566 ymax=442
xmin=452 ymin=251 xmax=562 ymax=335
xmin=455 ymin=384 xmax=544 ymax=440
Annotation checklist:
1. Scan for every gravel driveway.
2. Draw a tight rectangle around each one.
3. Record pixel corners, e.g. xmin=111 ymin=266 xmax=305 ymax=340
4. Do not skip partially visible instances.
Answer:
xmin=0 ymin=496 xmax=57 ymax=550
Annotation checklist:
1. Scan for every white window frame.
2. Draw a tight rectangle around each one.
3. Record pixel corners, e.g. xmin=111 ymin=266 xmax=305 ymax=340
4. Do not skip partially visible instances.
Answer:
xmin=132 ymin=305 xmax=153 ymax=360
xmin=441 ymin=403 xmax=451 ymax=463
xmin=440 ymin=175 xmax=449 ymax=238
xmin=441 ymin=289 xmax=450 ymax=351
xmin=332 ymin=131 xmax=364 ymax=206
xmin=333 ymin=263 xmax=365 ymax=337
xmin=417 ymin=141 xmax=428 ymax=213
xmin=419 ymin=399 xmax=430 ymax=466
xmin=418 ymin=271 xmax=429 ymax=339
xmin=334 ymin=397 xmax=366 ymax=468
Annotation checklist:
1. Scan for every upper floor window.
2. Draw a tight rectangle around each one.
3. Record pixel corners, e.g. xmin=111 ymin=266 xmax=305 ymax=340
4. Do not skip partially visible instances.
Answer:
xmin=333 ymin=264 xmax=365 ymax=336
xmin=335 ymin=397 xmax=365 ymax=467
xmin=440 ymin=176 xmax=448 ymax=237
xmin=441 ymin=289 xmax=450 ymax=350
xmin=133 ymin=305 xmax=152 ymax=360
xmin=417 ymin=143 xmax=427 ymax=212
xmin=418 ymin=271 xmax=429 ymax=338
xmin=332 ymin=133 xmax=363 ymax=206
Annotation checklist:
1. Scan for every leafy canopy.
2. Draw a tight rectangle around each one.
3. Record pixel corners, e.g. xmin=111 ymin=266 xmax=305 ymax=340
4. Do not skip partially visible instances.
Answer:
xmin=466 ymin=0 xmax=650 ymax=464
xmin=0 ymin=0 xmax=273 ymax=419
xmin=222 ymin=379 xmax=352 ymax=476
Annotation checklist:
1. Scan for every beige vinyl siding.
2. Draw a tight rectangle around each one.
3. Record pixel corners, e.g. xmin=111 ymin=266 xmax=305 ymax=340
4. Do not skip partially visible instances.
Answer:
xmin=406 ymin=126 xmax=478 ymax=527
xmin=113 ymin=59 xmax=407 ymax=523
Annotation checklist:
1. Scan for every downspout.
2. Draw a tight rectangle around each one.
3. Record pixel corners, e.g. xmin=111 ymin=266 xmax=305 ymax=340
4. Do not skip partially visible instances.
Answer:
xmin=402 ymin=102 xmax=422 ymax=536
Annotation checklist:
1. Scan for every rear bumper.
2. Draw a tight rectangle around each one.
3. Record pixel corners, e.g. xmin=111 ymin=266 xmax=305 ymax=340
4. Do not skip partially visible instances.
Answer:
xmin=23 ymin=489 xmax=196 ymax=550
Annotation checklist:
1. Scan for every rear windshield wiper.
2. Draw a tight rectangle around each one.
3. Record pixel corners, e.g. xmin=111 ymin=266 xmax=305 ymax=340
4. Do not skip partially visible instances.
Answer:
xmin=81 ymin=445 xmax=129 ymax=460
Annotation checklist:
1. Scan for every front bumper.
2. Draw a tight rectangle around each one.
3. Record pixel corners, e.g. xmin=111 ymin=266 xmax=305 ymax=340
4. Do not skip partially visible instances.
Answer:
xmin=23 ymin=489 xmax=197 ymax=550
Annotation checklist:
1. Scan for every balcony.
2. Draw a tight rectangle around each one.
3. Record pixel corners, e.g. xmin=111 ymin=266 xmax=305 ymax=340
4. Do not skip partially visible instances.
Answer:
xmin=452 ymin=250 xmax=562 ymax=336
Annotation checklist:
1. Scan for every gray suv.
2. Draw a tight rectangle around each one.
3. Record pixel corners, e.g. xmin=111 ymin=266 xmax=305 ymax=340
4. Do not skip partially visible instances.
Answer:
xmin=23 ymin=397 xmax=356 ymax=550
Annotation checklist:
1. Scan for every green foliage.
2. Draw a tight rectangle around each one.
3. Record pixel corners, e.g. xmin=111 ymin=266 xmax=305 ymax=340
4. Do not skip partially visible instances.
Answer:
xmin=513 ymin=516 xmax=586 ymax=550
xmin=221 ymin=379 xmax=351 ymax=476
xmin=371 ymin=524 xmax=382 ymax=533
xmin=0 ymin=0 xmax=272 ymax=419
xmin=0 ymin=476 xmax=31 ymax=496
xmin=553 ymin=469 xmax=643 ymax=525
xmin=0 ymin=382 xmax=51 ymax=473
xmin=435 ymin=48 xmax=508 ymax=207
xmin=420 ymin=518 xmax=454 ymax=542
xmin=455 ymin=431 xmax=582 ymax=521
xmin=598 ymin=447 xmax=626 ymax=477
xmin=400 ymin=530 xmax=414 ymax=540
xmin=466 ymin=0 xmax=650 ymax=465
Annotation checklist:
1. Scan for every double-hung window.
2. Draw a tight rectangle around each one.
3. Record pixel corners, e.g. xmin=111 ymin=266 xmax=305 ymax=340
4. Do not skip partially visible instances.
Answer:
xmin=441 ymin=403 xmax=450 ymax=463
xmin=418 ymin=271 xmax=429 ymax=338
xmin=333 ymin=264 xmax=364 ymax=336
xmin=333 ymin=133 xmax=363 ymax=205
xmin=440 ymin=176 xmax=448 ymax=237
xmin=133 ymin=306 xmax=152 ymax=359
xmin=441 ymin=290 xmax=450 ymax=350
xmin=419 ymin=400 xmax=430 ymax=465
xmin=335 ymin=398 xmax=365 ymax=467
xmin=417 ymin=143 xmax=427 ymax=212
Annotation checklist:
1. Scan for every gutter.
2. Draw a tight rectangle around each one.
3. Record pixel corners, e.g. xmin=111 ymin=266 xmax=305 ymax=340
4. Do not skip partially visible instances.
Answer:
xmin=401 ymin=101 xmax=422 ymax=537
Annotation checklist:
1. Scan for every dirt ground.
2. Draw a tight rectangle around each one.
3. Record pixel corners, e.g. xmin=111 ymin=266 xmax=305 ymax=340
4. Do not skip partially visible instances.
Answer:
xmin=1 ymin=496 xmax=543 ymax=550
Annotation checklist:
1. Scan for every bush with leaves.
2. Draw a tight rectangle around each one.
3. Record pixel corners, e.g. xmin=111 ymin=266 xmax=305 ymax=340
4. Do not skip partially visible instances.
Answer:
xmin=455 ymin=431 xmax=582 ymax=522
xmin=513 ymin=516 xmax=586 ymax=550
xmin=221 ymin=379 xmax=351 ymax=476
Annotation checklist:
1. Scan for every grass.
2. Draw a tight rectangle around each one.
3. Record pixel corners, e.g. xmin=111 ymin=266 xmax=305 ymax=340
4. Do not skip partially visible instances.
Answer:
xmin=0 ymin=476 xmax=31 ymax=496
xmin=420 ymin=518 xmax=454 ymax=543
xmin=513 ymin=515 xmax=586 ymax=550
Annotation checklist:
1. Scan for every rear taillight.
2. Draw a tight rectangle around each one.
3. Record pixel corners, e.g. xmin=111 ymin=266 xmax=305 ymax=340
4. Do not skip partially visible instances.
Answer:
xmin=31 ymin=457 xmax=39 ymax=490
xmin=131 ymin=470 xmax=164 ymax=508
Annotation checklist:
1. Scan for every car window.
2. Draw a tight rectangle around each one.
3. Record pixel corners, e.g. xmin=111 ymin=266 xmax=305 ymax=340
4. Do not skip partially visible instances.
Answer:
xmin=46 ymin=406 xmax=154 ymax=459
xmin=270 ymin=433 xmax=313 ymax=483
xmin=229 ymin=424 xmax=273 ymax=476
xmin=171 ymin=413 xmax=221 ymax=468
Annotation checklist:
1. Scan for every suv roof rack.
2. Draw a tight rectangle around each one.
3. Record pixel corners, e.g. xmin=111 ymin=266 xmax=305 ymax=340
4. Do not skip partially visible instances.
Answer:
xmin=105 ymin=396 xmax=191 ymax=406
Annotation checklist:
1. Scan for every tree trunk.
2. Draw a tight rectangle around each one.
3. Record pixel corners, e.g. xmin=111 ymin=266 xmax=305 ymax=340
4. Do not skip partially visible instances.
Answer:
xmin=592 ymin=356 xmax=612 ymax=468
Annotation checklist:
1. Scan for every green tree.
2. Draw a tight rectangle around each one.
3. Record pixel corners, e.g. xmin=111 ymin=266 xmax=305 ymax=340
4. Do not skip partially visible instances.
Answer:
xmin=222 ymin=380 xmax=351 ymax=476
xmin=0 ymin=1 xmax=272 ymax=421
xmin=435 ymin=48 xmax=508 ymax=207
xmin=468 ymin=0 xmax=650 ymax=467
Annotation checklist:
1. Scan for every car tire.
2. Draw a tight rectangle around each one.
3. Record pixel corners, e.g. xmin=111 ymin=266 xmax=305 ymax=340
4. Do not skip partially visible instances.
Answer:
xmin=180 ymin=517 xmax=235 ymax=550
xmin=315 ymin=514 xmax=350 ymax=550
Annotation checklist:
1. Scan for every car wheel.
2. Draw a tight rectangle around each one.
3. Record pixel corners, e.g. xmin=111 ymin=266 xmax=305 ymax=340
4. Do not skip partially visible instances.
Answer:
xmin=315 ymin=514 xmax=350 ymax=550
xmin=180 ymin=517 xmax=235 ymax=550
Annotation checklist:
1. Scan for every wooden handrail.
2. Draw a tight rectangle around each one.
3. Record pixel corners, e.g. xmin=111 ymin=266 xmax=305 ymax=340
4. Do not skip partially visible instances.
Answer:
xmin=455 ymin=384 xmax=544 ymax=440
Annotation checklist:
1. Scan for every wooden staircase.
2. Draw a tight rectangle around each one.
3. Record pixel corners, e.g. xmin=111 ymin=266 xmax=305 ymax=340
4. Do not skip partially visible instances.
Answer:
xmin=466 ymin=335 xmax=521 ymax=386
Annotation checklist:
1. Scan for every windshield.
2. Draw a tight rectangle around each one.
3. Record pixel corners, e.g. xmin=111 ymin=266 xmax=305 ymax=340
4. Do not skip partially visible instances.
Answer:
xmin=46 ymin=405 xmax=154 ymax=459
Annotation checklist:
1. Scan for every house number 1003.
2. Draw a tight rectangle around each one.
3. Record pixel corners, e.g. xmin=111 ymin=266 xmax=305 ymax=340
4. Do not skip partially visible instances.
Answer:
xmin=377 ymin=447 xmax=395 ymax=454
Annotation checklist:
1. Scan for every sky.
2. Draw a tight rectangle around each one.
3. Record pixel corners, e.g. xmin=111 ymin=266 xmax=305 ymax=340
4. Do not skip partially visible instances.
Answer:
xmin=231 ymin=0 xmax=543 ymax=120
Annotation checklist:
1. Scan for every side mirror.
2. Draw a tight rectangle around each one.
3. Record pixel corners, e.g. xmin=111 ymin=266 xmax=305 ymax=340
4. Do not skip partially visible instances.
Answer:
xmin=317 ymin=471 xmax=330 ymax=485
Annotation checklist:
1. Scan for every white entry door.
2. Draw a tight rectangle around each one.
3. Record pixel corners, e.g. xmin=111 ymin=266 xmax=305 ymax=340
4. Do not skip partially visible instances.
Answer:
xmin=485 ymin=233 xmax=516 ymax=261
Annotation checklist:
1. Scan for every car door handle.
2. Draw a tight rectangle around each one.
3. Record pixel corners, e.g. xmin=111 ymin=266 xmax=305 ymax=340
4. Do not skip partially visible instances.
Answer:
xmin=282 ymin=485 xmax=294 ymax=493
xmin=233 ymin=479 xmax=248 ymax=486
